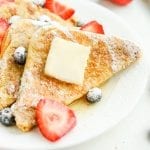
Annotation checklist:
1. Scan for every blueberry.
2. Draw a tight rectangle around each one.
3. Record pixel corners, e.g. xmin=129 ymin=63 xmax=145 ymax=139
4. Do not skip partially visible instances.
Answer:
xmin=87 ymin=87 xmax=102 ymax=103
xmin=14 ymin=46 xmax=27 ymax=65
xmin=0 ymin=108 xmax=15 ymax=126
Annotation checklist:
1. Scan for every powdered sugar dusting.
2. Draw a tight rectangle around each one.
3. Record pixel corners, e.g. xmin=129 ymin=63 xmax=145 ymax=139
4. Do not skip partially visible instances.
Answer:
xmin=16 ymin=70 xmax=42 ymax=108
xmin=9 ymin=15 xmax=21 ymax=24
xmin=81 ymin=31 xmax=100 ymax=45
xmin=51 ymin=28 xmax=75 ymax=41
xmin=122 ymin=40 xmax=141 ymax=60
xmin=23 ymin=71 xmax=34 ymax=81
xmin=53 ymin=24 xmax=75 ymax=40
xmin=71 ymin=31 xmax=122 ymax=72
xmin=30 ymin=20 xmax=50 ymax=27
xmin=103 ymin=37 xmax=124 ymax=73
xmin=11 ymin=103 xmax=26 ymax=113
xmin=37 ymin=15 xmax=74 ymax=39
xmin=0 ymin=58 xmax=8 ymax=70
xmin=6 ymin=84 xmax=16 ymax=95
xmin=30 ymin=95 xmax=44 ymax=107
xmin=82 ymin=32 xmax=124 ymax=73
xmin=30 ymin=17 xmax=75 ymax=40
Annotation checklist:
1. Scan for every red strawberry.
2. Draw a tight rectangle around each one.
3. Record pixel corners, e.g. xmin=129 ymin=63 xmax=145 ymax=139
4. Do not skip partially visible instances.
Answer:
xmin=110 ymin=0 xmax=132 ymax=6
xmin=36 ymin=99 xmax=76 ymax=142
xmin=44 ymin=0 xmax=75 ymax=20
xmin=80 ymin=21 xmax=104 ymax=34
xmin=0 ymin=0 xmax=14 ymax=6
xmin=0 ymin=18 xmax=9 ymax=48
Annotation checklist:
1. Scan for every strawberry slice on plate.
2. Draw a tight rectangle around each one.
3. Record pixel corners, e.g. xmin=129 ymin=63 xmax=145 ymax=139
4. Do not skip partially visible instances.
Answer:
xmin=0 ymin=18 xmax=9 ymax=48
xmin=110 ymin=0 xmax=132 ymax=6
xmin=80 ymin=20 xmax=105 ymax=34
xmin=36 ymin=99 xmax=76 ymax=142
xmin=44 ymin=0 xmax=75 ymax=20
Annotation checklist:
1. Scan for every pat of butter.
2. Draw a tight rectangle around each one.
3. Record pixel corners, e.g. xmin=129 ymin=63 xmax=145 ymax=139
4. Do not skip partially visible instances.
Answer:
xmin=44 ymin=37 xmax=91 ymax=85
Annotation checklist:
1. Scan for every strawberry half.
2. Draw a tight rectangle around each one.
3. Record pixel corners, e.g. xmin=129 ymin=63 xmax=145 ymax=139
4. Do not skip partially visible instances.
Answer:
xmin=110 ymin=0 xmax=132 ymax=6
xmin=80 ymin=21 xmax=104 ymax=34
xmin=0 ymin=18 xmax=9 ymax=48
xmin=36 ymin=99 xmax=76 ymax=142
xmin=44 ymin=0 xmax=75 ymax=20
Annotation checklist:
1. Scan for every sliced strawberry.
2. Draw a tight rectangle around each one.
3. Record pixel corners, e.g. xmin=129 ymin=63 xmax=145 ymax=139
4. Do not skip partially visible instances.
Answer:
xmin=36 ymin=99 xmax=76 ymax=142
xmin=80 ymin=21 xmax=104 ymax=34
xmin=0 ymin=18 xmax=9 ymax=48
xmin=110 ymin=0 xmax=132 ymax=6
xmin=44 ymin=0 xmax=75 ymax=20
xmin=0 ymin=0 xmax=14 ymax=6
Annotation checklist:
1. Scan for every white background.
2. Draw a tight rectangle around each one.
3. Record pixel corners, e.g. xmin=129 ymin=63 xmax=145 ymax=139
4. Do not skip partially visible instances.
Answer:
xmin=66 ymin=0 xmax=150 ymax=150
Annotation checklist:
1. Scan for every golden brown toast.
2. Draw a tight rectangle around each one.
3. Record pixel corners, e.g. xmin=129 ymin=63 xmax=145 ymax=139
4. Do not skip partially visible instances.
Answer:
xmin=12 ymin=26 xmax=141 ymax=132
xmin=14 ymin=0 xmax=75 ymax=25
xmin=0 ymin=0 xmax=75 ymax=25
xmin=0 ymin=0 xmax=75 ymax=54
xmin=0 ymin=20 xmax=42 ymax=109
xmin=0 ymin=0 xmax=75 ymax=109
xmin=0 ymin=2 xmax=16 ymax=20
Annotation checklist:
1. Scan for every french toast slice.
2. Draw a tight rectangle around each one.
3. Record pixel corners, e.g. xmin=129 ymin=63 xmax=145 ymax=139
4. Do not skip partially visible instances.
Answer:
xmin=0 ymin=19 xmax=44 ymax=110
xmin=12 ymin=26 xmax=141 ymax=132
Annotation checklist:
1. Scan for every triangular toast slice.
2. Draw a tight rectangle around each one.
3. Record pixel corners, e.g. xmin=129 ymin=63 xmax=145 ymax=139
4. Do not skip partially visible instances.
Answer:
xmin=12 ymin=26 xmax=141 ymax=131
xmin=0 ymin=19 xmax=43 ymax=109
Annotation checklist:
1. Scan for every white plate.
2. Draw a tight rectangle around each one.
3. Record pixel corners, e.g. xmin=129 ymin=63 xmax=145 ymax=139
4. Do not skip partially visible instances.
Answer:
xmin=0 ymin=0 xmax=148 ymax=149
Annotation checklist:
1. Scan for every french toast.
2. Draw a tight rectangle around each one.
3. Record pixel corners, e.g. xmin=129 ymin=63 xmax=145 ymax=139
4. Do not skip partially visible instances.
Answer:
xmin=0 ymin=0 xmax=75 ymax=24
xmin=0 ymin=0 xmax=75 ymax=53
xmin=0 ymin=2 xmax=16 ymax=20
xmin=0 ymin=0 xmax=75 ymax=109
xmin=14 ymin=0 xmax=75 ymax=25
xmin=0 ymin=19 xmax=43 ymax=110
xmin=15 ymin=0 xmax=75 ymax=25
xmin=12 ymin=26 xmax=141 ymax=132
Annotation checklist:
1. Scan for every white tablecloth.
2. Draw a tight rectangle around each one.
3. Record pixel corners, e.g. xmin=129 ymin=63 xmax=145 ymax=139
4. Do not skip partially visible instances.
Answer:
xmin=66 ymin=0 xmax=150 ymax=150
